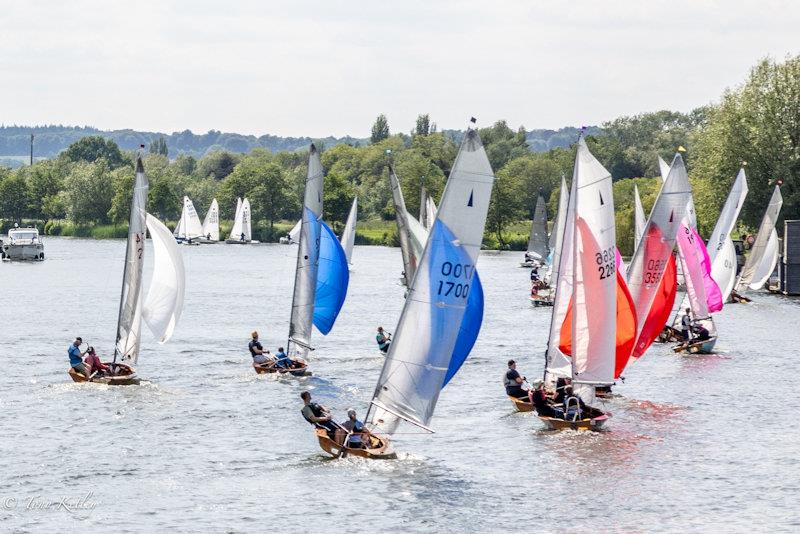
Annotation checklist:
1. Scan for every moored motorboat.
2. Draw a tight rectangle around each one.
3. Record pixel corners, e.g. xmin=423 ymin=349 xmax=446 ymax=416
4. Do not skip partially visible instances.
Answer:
xmin=314 ymin=428 xmax=397 ymax=460
xmin=2 ymin=226 xmax=44 ymax=261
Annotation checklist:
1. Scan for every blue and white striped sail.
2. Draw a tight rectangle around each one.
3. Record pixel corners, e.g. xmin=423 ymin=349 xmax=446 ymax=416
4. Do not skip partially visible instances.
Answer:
xmin=287 ymin=145 xmax=324 ymax=360
xmin=313 ymin=220 xmax=350 ymax=335
xmin=367 ymin=128 xmax=495 ymax=434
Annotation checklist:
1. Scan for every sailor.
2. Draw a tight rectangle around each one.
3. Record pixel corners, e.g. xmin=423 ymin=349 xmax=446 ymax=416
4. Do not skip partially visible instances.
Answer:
xmin=300 ymin=391 xmax=341 ymax=438
xmin=680 ymin=308 xmax=693 ymax=341
xmin=240 ymin=232 xmax=246 ymax=242
xmin=275 ymin=346 xmax=295 ymax=369
xmin=504 ymin=359 xmax=528 ymax=398
xmin=693 ymin=324 xmax=711 ymax=341
xmin=206 ymin=232 xmax=211 ymax=240
xmin=340 ymin=409 xmax=367 ymax=449
xmin=562 ymin=385 xmax=588 ymax=420
xmin=68 ymin=337 xmax=90 ymax=379
xmin=530 ymin=265 xmax=540 ymax=283
xmin=248 ymin=331 xmax=272 ymax=366
xmin=84 ymin=346 xmax=109 ymax=376
xmin=376 ymin=327 xmax=391 ymax=354
xmin=529 ymin=379 xmax=560 ymax=417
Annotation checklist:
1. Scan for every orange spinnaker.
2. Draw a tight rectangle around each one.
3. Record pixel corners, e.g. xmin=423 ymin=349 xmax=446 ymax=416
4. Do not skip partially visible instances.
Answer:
xmin=558 ymin=270 xmax=638 ymax=379
xmin=631 ymin=254 xmax=677 ymax=360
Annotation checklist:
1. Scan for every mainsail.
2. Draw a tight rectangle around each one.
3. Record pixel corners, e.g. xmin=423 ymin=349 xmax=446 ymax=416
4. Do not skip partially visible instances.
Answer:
xmin=749 ymin=229 xmax=779 ymax=290
xmin=114 ymin=155 xmax=149 ymax=363
xmin=367 ymin=128 xmax=494 ymax=433
xmin=708 ymin=169 xmax=748 ymax=301
xmin=624 ymin=154 xmax=691 ymax=366
xmin=735 ymin=185 xmax=783 ymax=294
xmin=426 ymin=196 xmax=438 ymax=229
xmin=340 ymin=197 xmax=357 ymax=265
xmin=544 ymin=175 xmax=569 ymax=286
xmin=229 ymin=197 xmax=251 ymax=241
xmin=634 ymin=184 xmax=646 ymax=248
xmin=287 ymin=145 xmax=324 ymax=360
xmin=174 ymin=196 xmax=204 ymax=240
xmin=143 ymin=213 xmax=186 ymax=343
xmin=202 ymin=198 xmax=220 ymax=241
xmin=526 ymin=194 xmax=549 ymax=261
xmin=419 ymin=185 xmax=429 ymax=229
xmin=287 ymin=219 xmax=302 ymax=244
xmin=389 ymin=166 xmax=417 ymax=287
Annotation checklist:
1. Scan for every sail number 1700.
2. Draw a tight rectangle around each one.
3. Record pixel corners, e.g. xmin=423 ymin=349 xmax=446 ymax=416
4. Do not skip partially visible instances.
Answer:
xmin=436 ymin=261 xmax=473 ymax=298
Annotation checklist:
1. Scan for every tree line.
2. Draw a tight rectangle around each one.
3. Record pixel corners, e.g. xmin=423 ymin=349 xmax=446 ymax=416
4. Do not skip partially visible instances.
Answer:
xmin=0 ymin=55 xmax=797 ymax=252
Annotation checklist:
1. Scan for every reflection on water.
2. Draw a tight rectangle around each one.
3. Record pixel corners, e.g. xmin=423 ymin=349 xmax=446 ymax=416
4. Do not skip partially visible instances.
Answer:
xmin=1 ymin=237 xmax=798 ymax=531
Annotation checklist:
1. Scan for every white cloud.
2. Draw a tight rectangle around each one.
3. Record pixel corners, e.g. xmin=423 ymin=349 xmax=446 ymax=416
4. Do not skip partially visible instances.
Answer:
xmin=0 ymin=0 xmax=797 ymax=137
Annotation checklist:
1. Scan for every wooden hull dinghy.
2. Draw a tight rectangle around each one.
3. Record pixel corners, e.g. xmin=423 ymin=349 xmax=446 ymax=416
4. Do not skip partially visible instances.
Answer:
xmin=314 ymin=428 xmax=397 ymax=460
xmin=68 ymin=363 xmax=141 ymax=386
xmin=529 ymin=294 xmax=554 ymax=307
xmin=729 ymin=290 xmax=751 ymax=303
xmin=538 ymin=404 xmax=610 ymax=431
xmin=253 ymin=359 xmax=311 ymax=377
xmin=509 ymin=395 xmax=534 ymax=412
xmin=673 ymin=337 xmax=717 ymax=354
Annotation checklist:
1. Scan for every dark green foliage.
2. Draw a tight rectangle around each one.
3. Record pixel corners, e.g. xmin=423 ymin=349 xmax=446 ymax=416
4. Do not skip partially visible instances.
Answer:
xmin=60 ymin=135 xmax=126 ymax=169
xmin=371 ymin=114 xmax=390 ymax=144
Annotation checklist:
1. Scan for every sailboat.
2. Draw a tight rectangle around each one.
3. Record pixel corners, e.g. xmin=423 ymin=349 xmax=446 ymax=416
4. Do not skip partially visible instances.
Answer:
xmin=340 ymin=197 xmax=357 ymax=265
xmin=543 ymin=175 xmax=569 ymax=288
xmin=708 ymin=169 xmax=748 ymax=302
xmin=389 ymin=166 xmax=430 ymax=287
xmin=315 ymin=125 xmax=494 ymax=458
xmin=257 ymin=145 xmax=349 ymax=376
xmin=731 ymin=185 xmax=783 ymax=302
xmin=173 ymin=196 xmax=204 ymax=245
xmin=200 ymin=198 xmax=220 ymax=243
xmin=69 ymin=153 xmax=185 ymax=385
xmin=225 ymin=197 xmax=256 ymax=244
xmin=536 ymin=138 xmax=635 ymax=429
xmin=619 ymin=153 xmax=691 ymax=375
xmin=279 ymin=219 xmax=302 ymax=245
xmin=521 ymin=194 xmax=549 ymax=268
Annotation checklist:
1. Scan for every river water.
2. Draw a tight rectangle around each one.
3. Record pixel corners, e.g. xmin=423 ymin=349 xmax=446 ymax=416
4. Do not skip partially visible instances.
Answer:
xmin=1 ymin=237 xmax=798 ymax=532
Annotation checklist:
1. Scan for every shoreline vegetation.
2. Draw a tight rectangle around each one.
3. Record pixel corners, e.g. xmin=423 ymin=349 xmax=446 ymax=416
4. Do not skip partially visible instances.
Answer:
xmin=1 ymin=56 xmax=797 ymax=253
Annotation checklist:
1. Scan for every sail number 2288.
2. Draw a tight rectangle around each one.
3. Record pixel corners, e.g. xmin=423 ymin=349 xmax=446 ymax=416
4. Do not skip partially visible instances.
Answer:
xmin=436 ymin=261 xmax=473 ymax=299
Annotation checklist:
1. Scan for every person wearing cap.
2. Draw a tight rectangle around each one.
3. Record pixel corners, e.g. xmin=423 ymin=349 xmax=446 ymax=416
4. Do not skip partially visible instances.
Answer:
xmin=503 ymin=360 xmax=528 ymax=398
xmin=68 ymin=337 xmax=90 ymax=379
xmin=340 ymin=409 xmax=367 ymax=449
xmin=528 ymin=379 xmax=560 ymax=417
xmin=376 ymin=326 xmax=391 ymax=354
xmin=248 ymin=331 xmax=272 ymax=366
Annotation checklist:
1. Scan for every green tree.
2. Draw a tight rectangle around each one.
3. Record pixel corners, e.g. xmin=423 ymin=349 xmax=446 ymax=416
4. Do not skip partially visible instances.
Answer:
xmin=371 ymin=114 xmax=390 ymax=144
xmin=196 ymin=150 xmax=241 ymax=180
xmin=487 ymin=165 xmax=525 ymax=247
xmin=414 ymin=114 xmax=431 ymax=136
xmin=479 ymin=121 xmax=529 ymax=171
xmin=62 ymin=161 xmax=115 ymax=224
xmin=0 ymin=172 xmax=30 ymax=222
xmin=61 ymin=136 xmax=126 ymax=169
xmin=149 ymin=136 xmax=168 ymax=157
xmin=108 ymin=166 xmax=135 ymax=224
xmin=173 ymin=154 xmax=197 ymax=176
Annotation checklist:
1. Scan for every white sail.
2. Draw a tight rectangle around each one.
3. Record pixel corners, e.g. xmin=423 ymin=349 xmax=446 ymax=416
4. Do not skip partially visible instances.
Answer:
xmin=544 ymin=175 xmax=569 ymax=287
xmin=228 ymin=198 xmax=243 ymax=240
xmin=340 ymin=197 xmax=357 ymax=264
xmin=241 ymin=198 xmax=252 ymax=241
xmin=287 ymin=219 xmax=302 ymax=243
xmin=570 ymin=138 xmax=618 ymax=402
xmin=287 ymin=145 xmax=324 ymax=360
xmin=426 ymin=196 xmax=438 ymax=229
xmin=202 ymin=198 xmax=220 ymax=241
xmin=173 ymin=205 xmax=185 ymax=237
xmin=389 ymin=167 xmax=417 ymax=287
xmin=419 ymin=186 xmax=429 ymax=228
xmin=114 ymin=155 xmax=149 ymax=364
xmin=749 ymin=228 xmax=779 ymax=290
xmin=658 ymin=156 xmax=670 ymax=183
xmin=634 ymin=184 xmax=646 ymax=248
xmin=181 ymin=197 xmax=204 ymax=239
xmin=735 ymin=185 xmax=783 ymax=294
xmin=526 ymin=194 xmax=549 ymax=261
xmin=368 ymin=128 xmax=495 ymax=434
xmin=626 ymin=154 xmax=691 ymax=349
xmin=143 ymin=213 xmax=185 ymax=343
xmin=707 ymin=169 xmax=748 ymax=301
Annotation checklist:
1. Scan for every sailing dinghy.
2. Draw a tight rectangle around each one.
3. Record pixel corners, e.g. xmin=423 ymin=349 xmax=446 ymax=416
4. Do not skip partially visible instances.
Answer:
xmin=536 ymin=138 xmax=636 ymax=429
xmin=521 ymin=193 xmax=549 ymax=268
xmin=316 ymin=125 xmax=494 ymax=459
xmin=199 ymin=198 xmax=220 ymax=243
xmin=731 ymin=185 xmax=783 ymax=302
xmin=226 ymin=197 xmax=257 ymax=244
xmin=255 ymin=145 xmax=350 ymax=376
xmin=69 ymin=153 xmax=185 ymax=385
xmin=174 ymin=196 xmax=204 ymax=245
xmin=340 ymin=197 xmax=357 ymax=266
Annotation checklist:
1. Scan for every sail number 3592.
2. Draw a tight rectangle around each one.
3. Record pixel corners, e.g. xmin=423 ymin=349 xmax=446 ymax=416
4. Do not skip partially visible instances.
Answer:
xmin=436 ymin=261 xmax=473 ymax=298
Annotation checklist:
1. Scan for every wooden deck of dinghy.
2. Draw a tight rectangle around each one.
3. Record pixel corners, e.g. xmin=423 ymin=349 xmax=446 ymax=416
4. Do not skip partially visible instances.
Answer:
xmin=253 ymin=360 xmax=311 ymax=376
xmin=509 ymin=395 xmax=534 ymax=412
xmin=67 ymin=363 xmax=141 ymax=386
xmin=538 ymin=412 xmax=610 ymax=431
xmin=315 ymin=428 xmax=397 ymax=460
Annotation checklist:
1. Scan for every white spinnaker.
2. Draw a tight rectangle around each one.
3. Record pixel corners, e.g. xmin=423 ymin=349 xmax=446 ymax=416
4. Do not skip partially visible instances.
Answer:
xmin=229 ymin=198 xmax=243 ymax=240
xmin=202 ymin=198 xmax=220 ymax=241
xmin=143 ymin=213 xmax=185 ymax=343
xmin=750 ymin=229 xmax=779 ymax=290
xmin=527 ymin=194 xmax=549 ymax=260
xmin=368 ymin=128 xmax=495 ymax=434
xmin=707 ymin=169 xmax=748 ymax=301
xmin=545 ymin=172 xmax=576 ymax=383
xmin=341 ymin=197 xmax=357 ymax=264
xmin=426 ymin=196 xmax=438 ymax=229
xmin=626 ymin=154 xmax=691 ymax=345
xmin=735 ymin=185 xmax=783 ymax=293
xmin=634 ymin=184 xmax=646 ymax=248
xmin=287 ymin=219 xmax=302 ymax=243
xmin=115 ymin=155 xmax=148 ymax=364
xmin=389 ymin=167 xmax=417 ymax=286
xmin=570 ymin=139 xmax=617 ymax=402
xmin=545 ymin=175 xmax=569 ymax=287
xmin=287 ymin=145 xmax=323 ymax=360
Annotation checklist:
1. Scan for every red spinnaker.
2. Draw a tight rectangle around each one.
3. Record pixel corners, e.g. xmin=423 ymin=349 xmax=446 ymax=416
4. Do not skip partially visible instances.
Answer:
xmin=631 ymin=253 xmax=677 ymax=360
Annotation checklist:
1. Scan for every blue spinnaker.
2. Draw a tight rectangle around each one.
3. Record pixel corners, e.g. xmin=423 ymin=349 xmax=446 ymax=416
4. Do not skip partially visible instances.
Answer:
xmin=443 ymin=271 xmax=483 ymax=386
xmin=313 ymin=220 xmax=350 ymax=335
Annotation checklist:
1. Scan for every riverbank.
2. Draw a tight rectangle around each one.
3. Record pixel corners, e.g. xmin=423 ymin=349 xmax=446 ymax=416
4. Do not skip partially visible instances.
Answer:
xmin=1 ymin=218 xmax=533 ymax=250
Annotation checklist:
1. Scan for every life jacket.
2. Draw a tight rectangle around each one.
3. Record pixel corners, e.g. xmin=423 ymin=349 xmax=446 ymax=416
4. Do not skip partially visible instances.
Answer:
xmin=503 ymin=370 xmax=517 ymax=390
xmin=302 ymin=402 xmax=325 ymax=424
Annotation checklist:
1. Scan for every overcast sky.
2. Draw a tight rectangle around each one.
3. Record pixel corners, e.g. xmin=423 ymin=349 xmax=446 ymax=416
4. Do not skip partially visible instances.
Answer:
xmin=2 ymin=0 xmax=798 ymax=138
